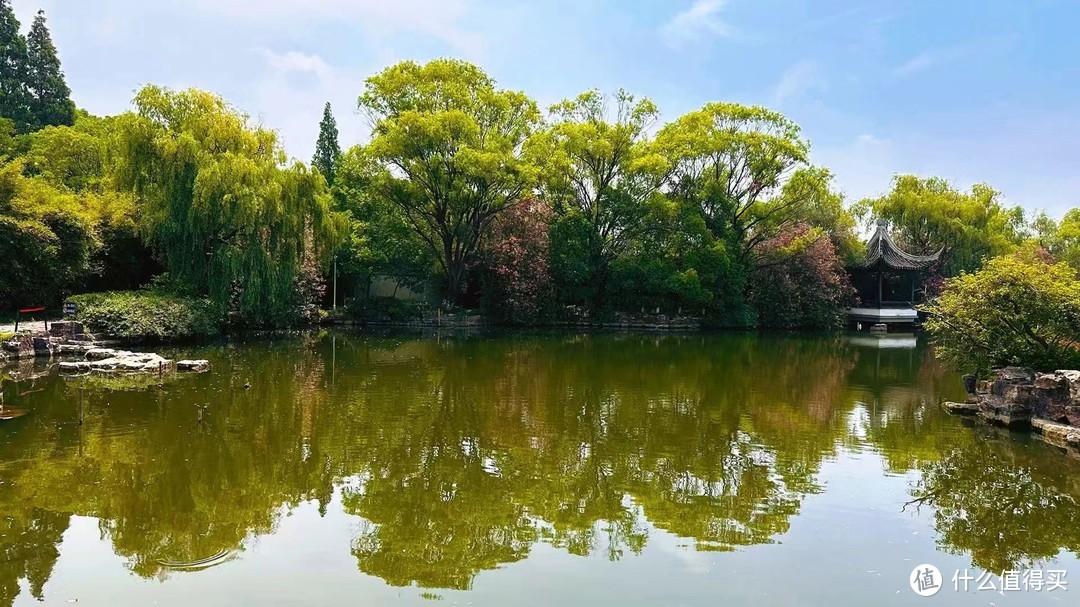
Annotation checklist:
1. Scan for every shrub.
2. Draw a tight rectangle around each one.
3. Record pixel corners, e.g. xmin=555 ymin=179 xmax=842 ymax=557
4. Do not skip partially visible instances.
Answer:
xmin=70 ymin=291 xmax=222 ymax=341
xmin=923 ymin=249 xmax=1080 ymax=374
xmin=345 ymin=297 xmax=426 ymax=323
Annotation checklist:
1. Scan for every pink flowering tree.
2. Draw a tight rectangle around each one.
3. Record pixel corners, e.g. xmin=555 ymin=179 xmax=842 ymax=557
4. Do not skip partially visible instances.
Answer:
xmin=750 ymin=223 xmax=854 ymax=329
xmin=480 ymin=198 xmax=555 ymax=324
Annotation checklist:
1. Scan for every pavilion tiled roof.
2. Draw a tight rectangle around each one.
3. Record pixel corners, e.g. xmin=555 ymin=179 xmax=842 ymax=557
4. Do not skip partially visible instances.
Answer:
xmin=857 ymin=220 xmax=942 ymax=270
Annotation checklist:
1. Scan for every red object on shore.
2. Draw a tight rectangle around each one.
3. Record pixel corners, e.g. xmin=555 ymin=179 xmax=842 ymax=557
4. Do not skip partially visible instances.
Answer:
xmin=18 ymin=306 xmax=45 ymax=313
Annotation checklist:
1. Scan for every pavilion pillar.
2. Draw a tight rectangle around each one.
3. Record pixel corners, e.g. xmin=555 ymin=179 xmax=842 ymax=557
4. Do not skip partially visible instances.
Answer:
xmin=877 ymin=266 xmax=883 ymax=305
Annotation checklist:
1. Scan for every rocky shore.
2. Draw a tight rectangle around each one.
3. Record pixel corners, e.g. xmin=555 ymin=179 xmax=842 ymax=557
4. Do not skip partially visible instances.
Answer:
xmin=943 ymin=367 xmax=1080 ymax=454
xmin=1 ymin=321 xmax=209 ymax=377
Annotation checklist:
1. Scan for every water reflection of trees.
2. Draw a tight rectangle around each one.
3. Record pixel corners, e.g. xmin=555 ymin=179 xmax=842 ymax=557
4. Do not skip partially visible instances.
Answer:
xmin=912 ymin=427 xmax=1080 ymax=572
xmin=0 ymin=331 xmax=1076 ymax=598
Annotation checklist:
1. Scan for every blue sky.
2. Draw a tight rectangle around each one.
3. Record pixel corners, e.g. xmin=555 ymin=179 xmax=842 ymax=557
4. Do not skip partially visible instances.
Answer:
xmin=14 ymin=0 xmax=1080 ymax=217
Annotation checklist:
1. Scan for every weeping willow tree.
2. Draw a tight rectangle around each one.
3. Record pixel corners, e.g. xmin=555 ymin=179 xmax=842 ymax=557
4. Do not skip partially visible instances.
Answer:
xmin=116 ymin=86 xmax=347 ymax=325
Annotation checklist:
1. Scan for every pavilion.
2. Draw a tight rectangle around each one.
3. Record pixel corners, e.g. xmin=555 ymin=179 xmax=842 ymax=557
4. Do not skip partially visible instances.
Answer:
xmin=847 ymin=220 xmax=942 ymax=330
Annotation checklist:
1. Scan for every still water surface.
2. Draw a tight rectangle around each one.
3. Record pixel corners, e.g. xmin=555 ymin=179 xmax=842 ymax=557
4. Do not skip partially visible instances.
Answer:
xmin=1 ymin=332 xmax=1079 ymax=606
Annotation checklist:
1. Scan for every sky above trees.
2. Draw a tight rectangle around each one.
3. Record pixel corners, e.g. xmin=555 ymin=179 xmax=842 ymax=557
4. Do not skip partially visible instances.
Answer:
xmin=15 ymin=0 xmax=1079 ymax=217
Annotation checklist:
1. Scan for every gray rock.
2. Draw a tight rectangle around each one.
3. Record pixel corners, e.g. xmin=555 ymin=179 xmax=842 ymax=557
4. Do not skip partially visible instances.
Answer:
xmin=995 ymin=366 xmax=1037 ymax=383
xmin=990 ymin=367 xmax=1037 ymax=398
xmin=1058 ymin=370 xmax=1080 ymax=402
xmin=1032 ymin=418 xmax=1080 ymax=449
xmin=2 ymin=336 xmax=34 ymax=359
xmin=85 ymin=348 xmax=119 ymax=361
xmin=71 ymin=333 xmax=96 ymax=342
xmin=59 ymin=361 xmax=91 ymax=373
xmin=32 ymin=337 xmax=55 ymax=356
xmin=943 ymin=401 xmax=979 ymax=415
xmin=979 ymin=396 xmax=1033 ymax=429
xmin=48 ymin=321 xmax=84 ymax=337
xmin=177 ymin=360 xmax=210 ymax=372
xmin=89 ymin=358 xmax=119 ymax=371
xmin=1034 ymin=374 xmax=1071 ymax=422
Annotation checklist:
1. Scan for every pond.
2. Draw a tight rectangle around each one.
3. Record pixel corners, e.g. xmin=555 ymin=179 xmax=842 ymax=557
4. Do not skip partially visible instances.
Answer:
xmin=1 ymin=331 xmax=1079 ymax=606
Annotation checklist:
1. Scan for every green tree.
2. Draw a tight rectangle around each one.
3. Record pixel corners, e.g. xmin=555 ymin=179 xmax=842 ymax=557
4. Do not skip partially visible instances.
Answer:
xmin=312 ymin=102 xmax=340 ymax=187
xmin=923 ymin=249 xmax=1080 ymax=373
xmin=0 ymin=160 xmax=95 ymax=307
xmin=358 ymin=59 xmax=540 ymax=304
xmin=856 ymin=175 xmax=1025 ymax=276
xmin=116 ymin=85 xmax=347 ymax=325
xmin=0 ymin=0 xmax=32 ymax=132
xmin=653 ymin=103 xmax=812 ymax=261
xmin=529 ymin=89 xmax=667 ymax=310
xmin=332 ymin=145 xmax=435 ymax=296
xmin=608 ymin=195 xmax=735 ymax=316
xmin=24 ymin=112 xmax=161 ymax=292
xmin=1030 ymin=208 xmax=1080 ymax=272
xmin=25 ymin=10 xmax=74 ymax=129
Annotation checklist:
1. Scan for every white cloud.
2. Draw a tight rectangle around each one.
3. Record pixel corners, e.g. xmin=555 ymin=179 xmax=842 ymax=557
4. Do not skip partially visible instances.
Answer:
xmin=893 ymin=38 xmax=1013 ymax=78
xmin=894 ymin=48 xmax=963 ymax=78
xmin=190 ymin=0 xmax=483 ymax=58
xmin=660 ymin=0 xmax=736 ymax=47
xmin=813 ymin=133 xmax=898 ymax=203
xmin=261 ymin=49 xmax=333 ymax=79
xmin=771 ymin=60 xmax=826 ymax=108
xmin=251 ymin=49 xmax=369 ymax=163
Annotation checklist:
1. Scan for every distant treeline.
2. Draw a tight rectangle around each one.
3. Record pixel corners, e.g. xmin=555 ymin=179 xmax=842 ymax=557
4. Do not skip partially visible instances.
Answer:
xmin=2 ymin=1 xmax=1077 ymax=331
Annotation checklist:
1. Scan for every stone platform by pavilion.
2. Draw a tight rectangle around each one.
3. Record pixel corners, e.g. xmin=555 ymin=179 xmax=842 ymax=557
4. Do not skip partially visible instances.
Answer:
xmin=943 ymin=367 xmax=1080 ymax=454
xmin=847 ymin=220 xmax=942 ymax=332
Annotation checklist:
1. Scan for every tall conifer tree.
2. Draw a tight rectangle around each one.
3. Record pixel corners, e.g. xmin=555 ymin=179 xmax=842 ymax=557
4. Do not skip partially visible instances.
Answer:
xmin=26 ymin=9 xmax=74 ymax=128
xmin=312 ymin=102 xmax=340 ymax=187
xmin=0 ymin=0 xmax=33 ymax=132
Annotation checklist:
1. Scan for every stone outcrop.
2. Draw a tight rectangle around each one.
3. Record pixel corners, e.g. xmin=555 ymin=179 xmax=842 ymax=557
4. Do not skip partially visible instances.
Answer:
xmin=57 ymin=350 xmax=210 ymax=375
xmin=177 ymin=360 xmax=211 ymax=372
xmin=4 ymin=329 xmax=209 ymax=378
xmin=1 ymin=335 xmax=36 ymax=359
xmin=947 ymin=367 xmax=1080 ymax=452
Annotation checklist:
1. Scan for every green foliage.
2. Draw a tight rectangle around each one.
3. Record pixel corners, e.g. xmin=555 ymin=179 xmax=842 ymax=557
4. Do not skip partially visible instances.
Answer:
xmin=359 ymin=59 xmax=541 ymax=304
xmin=1031 ymin=208 xmax=1080 ymax=272
xmin=0 ymin=160 xmax=94 ymax=307
xmin=332 ymin=146 xmax=435 ymax=295
xmin=24 ymin=10 xmax=74 ymax=129
xmin=609 ymin=195 xmax=733 ymax=315
xmin=654 ymin=102 xmax=812 ymax=258
xmin=117 ymin=86 xmax=347 ymax=326
xmin=923 ymin=249 xmax=1080 ymax=373
xmin=856 ymin=175 xmax=1025 ymax=276
xmin=24 ymin=113 xmax=111 ymax=191
xmin=530 ymin=89 xmax=663 ymax=311
xmin=0 ymin=0 xmax=33 ymax=133
xmin=345 ymin=296 xmax=426 ymax=323
xmin=547 ymin=211 xmax=598 ymax=308
xmin=70 ymin=290 xmax=222 ymax=341
xmin=0 ymin=6 xmax=73 ymax=133
xmin=312 ymin=102 xmax=340 ymax=187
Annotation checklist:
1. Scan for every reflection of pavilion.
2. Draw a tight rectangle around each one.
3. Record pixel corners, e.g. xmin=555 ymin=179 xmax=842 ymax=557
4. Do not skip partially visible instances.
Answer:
xmin=845 ymin=334 xmax=918 ymax=350
xmin=847 ymin=220 xmax=941 ymax=330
